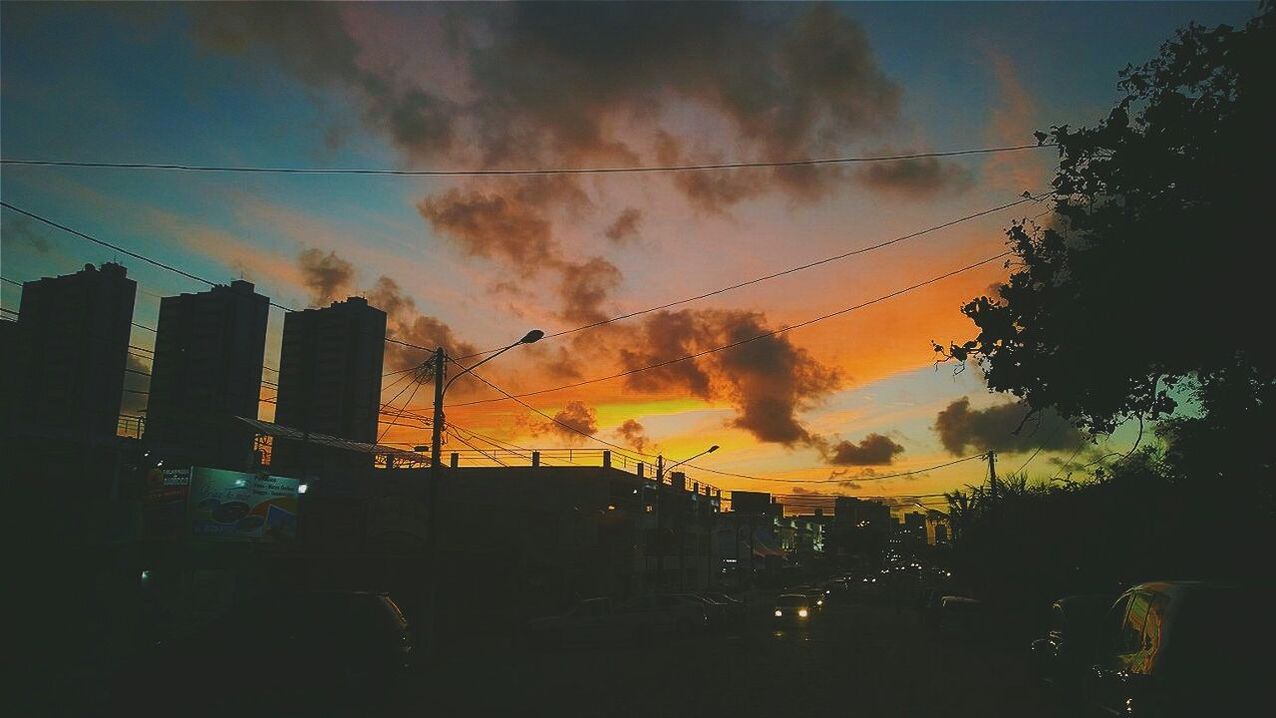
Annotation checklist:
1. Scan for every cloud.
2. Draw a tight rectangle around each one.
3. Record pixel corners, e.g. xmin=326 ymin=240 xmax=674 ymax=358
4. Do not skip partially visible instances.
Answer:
xmin=823 ymin=433 xmax=905 ymax=466
xmin=297 ymin=248 xmax=355 ymax=306
xmin=417 ymin=184 xmax=555 ymax=271
xmin=934 ymin=397 xmax=1088 ymax=456
xmin=191 ymin=3 xmax=456 ymax=160
xmin=604 ymin=207 xmax=642 ymax=243
xmin=365 ymin=276 xmax=477 ymax=372
xmin=557 ymin=256 xmax=622 ymax=324
xmin=530 ymin=400 xmax=598 ymax=442
xmin=615 ymin=418 xmax=650 ymax=453
xmin=2 ymin=216 xmax=51 ymax=254
xmin=618 ymin=309 xmax=840 ymax=445
xmin=193 ymin=3 xmax=901 ymax=208
xmin=858 ymin=156 xmax=973 ymax=197
xmin=654 ymin=131 xmax=767 ymax=214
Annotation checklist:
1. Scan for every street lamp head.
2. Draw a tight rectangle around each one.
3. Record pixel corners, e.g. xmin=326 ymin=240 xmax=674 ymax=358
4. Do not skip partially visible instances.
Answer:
xmin=708 ymin=445 xmax=720 ymax=453
xmin=520 ymin=329 xmax=545 ymax=344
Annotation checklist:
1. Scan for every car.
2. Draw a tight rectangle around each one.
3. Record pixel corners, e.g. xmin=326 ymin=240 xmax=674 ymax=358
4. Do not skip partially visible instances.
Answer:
xmin=1029 ymin=594 xmax=1112 ymax=697
xmin=525 ymin=597 xmax=622 ymax=645
xmin=1085 ymin=581 xmax=1273 ymax=717
xmin=624 ymin=594 xmax=713 ymax=634
xmin=772 ymin=593 xmax=815 ymax=625
xmin=697 ymin=591 xmax=747 ymax=625
xmin=139 ymin=590 xmax=415 ymax=709
xmin=933 ymin=595 xmax=989 ymax=638
xmin=791 ymin=585 xmax=827 ymax=611
xmin=672 ymin=593 xmax=731 ymax=630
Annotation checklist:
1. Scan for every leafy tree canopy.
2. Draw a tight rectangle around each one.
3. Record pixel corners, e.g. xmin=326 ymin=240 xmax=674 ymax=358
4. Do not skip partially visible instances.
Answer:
xmin=939 ymin=6 xmax=1274 ymax=481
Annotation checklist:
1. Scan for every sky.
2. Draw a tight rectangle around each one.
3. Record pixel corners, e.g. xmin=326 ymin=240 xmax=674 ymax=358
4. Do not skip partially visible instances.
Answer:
xmin=1 ymin=1 xmax=1257 ymax=512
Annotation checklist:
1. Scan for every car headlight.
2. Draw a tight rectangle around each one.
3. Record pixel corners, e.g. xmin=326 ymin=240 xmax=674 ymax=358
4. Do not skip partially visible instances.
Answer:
xmin=817 ymin=599 xmax=823 ymax=606
xmin=798 ymin=609 xmax=809 ymax=618
xmin=774 ymin=610 xmax=783 ymax=617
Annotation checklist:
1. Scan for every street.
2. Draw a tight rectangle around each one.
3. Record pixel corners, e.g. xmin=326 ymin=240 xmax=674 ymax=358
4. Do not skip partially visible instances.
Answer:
xmin=408 ymin=597 xmax=1068 ymax=718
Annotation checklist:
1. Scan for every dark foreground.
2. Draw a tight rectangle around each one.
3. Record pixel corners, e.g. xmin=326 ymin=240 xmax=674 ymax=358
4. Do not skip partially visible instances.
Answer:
xmin=24 ymin=599 xmax=1076 ymax=714
xmin=61 ymin=596 xmax=1070 ymax=718
xmin=417 ymin=600 xmax=1066 ymax=718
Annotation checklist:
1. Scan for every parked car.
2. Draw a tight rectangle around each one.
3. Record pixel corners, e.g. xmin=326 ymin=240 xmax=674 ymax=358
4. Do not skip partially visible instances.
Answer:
xmin=772 ymin=593 xmax=814 ymax=625
xmin=1029 ymin=594 xmax=1112 ymax=697
xmin=933 ymin=595 xmax=989 ymax=638
xmin=525 ymin=597 xmax=622 ymax=645
xmin=141 ymin=590 xmax=415 ymax=709
xmin=673 ymin=593 xmax=731 ymax=630
xmin=1085 ymin=581 xmax=1273 ymax=717
xmin=633 ymin=594 xmax=713 ymax=633
xmin=698 ymin=591 xmax=747 ymax=625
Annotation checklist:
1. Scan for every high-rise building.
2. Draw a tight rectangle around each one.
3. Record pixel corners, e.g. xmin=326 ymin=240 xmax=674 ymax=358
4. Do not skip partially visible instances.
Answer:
xmin=272 ymin=296 xmax=386 ymax=472
xmin=145 ymin=280 xmax=270 ymax=470
xmin=834 ymin=496 xmax=891 ymax=530
xmin=8 ymin=262 xmax=136 ymax=446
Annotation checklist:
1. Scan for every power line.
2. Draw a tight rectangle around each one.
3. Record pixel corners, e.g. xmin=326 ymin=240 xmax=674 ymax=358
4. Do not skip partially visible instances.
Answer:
xmin=0 ymin=143 xmax=1051 ymax=177
xmin=0 ymin=202 xmax=444 ymax=355
xmin=451 ymin=360 xmax=649 ymax=460
xmin=443 ymin=250 xmax=1013 ymax=409
xmin=378 ymin=367 xmax=428 ymax=444
xmin=683 ymin=454 xmax=987 ymax=484
xmin=447 ymin=363 xmax=728 ymax=492
xmin=454 ymin=193 xmax=1045 ymax=360
xmin=443 ymin=427 xmax=509 ymax=467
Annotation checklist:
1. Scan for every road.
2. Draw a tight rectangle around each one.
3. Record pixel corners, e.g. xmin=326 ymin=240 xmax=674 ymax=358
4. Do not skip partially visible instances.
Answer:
xmin=406 ymin=596 xmax=1071 ymax=718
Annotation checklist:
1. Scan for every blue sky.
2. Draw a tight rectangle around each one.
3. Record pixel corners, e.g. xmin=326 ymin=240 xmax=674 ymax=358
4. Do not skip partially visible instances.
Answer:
xmin=2 ymin=2 xmax=1255 ymax=507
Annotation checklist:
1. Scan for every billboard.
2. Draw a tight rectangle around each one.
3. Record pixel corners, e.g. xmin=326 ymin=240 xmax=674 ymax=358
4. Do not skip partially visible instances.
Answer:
xmin=189 ymin=467 xmax=299 ymax=541
xmin=142 ymin=467 xmax=191 ymax=539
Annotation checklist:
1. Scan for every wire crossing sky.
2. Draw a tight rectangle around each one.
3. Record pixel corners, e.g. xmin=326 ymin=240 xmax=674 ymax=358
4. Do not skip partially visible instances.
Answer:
xmin=2 ymin=1 xmax=1230 ymax=503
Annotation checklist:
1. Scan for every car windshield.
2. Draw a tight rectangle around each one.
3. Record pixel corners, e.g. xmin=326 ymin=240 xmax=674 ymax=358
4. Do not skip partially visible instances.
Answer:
xmin=777 ymin=595 xmax=808 ymax=607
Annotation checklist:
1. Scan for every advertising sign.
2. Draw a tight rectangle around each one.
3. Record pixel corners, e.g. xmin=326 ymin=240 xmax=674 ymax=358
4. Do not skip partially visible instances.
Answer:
xmin=142 ymin=466 xmax=192 ymax=539
xmin=189 ymin=467 xmax=300 ymax=541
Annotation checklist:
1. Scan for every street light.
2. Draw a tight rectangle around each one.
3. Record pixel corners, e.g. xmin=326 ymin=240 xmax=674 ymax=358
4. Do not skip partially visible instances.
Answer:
xmin=657 ymin=444 xmax=720 ymax=482
xmin=649 ymin=445 xmax=720 ymax=592
xmin=423 ymin=330 xmax=541 ymax=652
xmin=431 ymin=330 xmax=543 ymax=475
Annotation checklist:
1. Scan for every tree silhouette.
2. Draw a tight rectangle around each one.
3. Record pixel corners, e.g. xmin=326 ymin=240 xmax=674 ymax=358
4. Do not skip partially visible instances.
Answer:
xmin=938 ymin=5 xmax=1274 ymax=483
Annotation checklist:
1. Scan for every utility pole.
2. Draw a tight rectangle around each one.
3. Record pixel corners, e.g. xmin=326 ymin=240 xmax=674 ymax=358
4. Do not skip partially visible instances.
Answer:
xmin=425 ymin=347 xmax=445 ymax=650
xmin=987 ymin=451 xmax=998 ymax=505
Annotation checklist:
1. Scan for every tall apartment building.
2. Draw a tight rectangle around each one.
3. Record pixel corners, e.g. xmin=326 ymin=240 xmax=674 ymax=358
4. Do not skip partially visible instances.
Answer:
xmin=8 ymin=262 xmax=136 ymax=446
xmin=145 ymin=280 xmax=270 ymax=470
xmin=272 ymin=296 xmax=386 ymax=472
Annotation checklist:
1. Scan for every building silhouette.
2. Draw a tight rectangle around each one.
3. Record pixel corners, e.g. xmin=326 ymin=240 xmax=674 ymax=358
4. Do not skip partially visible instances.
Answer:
xmin=272 ymin=296 xmax=386 ymax=472
xmin=145 ymin=280 xmax=270 ymax=470
xmin=7 ymin=262 xmax=136 ymax=446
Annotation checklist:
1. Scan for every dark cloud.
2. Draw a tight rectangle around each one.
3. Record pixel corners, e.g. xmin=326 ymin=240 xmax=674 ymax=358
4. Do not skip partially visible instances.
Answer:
xmin=934 ymin=397 xmax=1088 ymax=456
xmin=416 ymin=175 xmax=587 ymax=274
xmin=616 ymin=418 xmax=650 ymax=453
xmin=654 ymin=132 xmax=767 ymax=214
xmin=466 ymin=4 xmax=897 ymax=177
xmin=604 ymin=208 xmax=643 ymax=243
xmin=418 ymin=187 xmax=552 ymax=270
xmin=193 ymin=3 xmax=900 ymax=208
xmin=618 ymin=309 xmax=840 ymax=445
xmin=3 ymin=216 xmax=51 ymax=254
xmin=858 ymin=156 xmax=973 ymax=197
xmin=191 ymin=3 xmax=456 ymax=160
xmin=824 ymin=433 xmax=905 ymax=466
xmin=557 ymin=256 xmax=622 ymax=324
xmin=524 ymin=342 xmax=585 ymax=381
xmin=365 ymin=276 xmax=477 ymax=372
xmin=297 ymin=248 xmax=355 ymax=306
xmin=531 ymin=400 xmax=598 ymax=442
